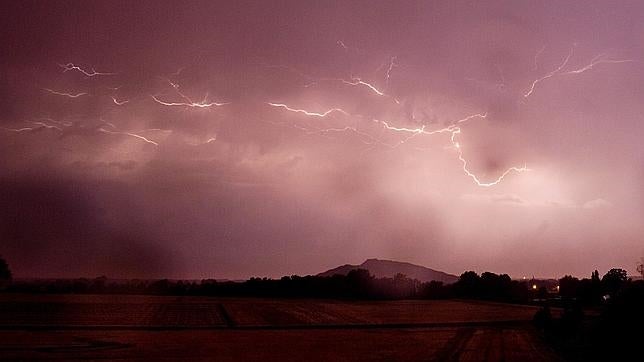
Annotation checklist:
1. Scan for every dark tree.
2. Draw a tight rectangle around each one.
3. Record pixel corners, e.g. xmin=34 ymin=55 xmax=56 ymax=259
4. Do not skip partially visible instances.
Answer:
xmin=601 ymin=268 xmax=628 ymax=296
xmin=558 ymin=275 xmax=579 ymax=299
xmin=0 ymin=256 xmax=11 ymax=282
xmin=454 ymin=271 xmax=480 ymax=298
xmin=346 ymin=269 xmax=373 ymax=298
xmin=637 ymin=258 xmax=644 ymax=280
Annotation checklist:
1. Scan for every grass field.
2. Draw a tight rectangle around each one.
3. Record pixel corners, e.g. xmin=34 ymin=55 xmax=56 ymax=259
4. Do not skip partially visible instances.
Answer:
xmin=0 ymin=294 xmax=562 ymax=361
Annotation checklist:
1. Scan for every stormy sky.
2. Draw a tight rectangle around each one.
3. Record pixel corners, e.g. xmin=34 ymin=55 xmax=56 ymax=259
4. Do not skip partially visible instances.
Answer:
xmin=1 ymin=1 xmax=643 ymax=279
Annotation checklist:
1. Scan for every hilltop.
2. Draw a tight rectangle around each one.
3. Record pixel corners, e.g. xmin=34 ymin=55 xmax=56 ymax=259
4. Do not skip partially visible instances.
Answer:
xmin=318 ymin=258 xmax=458 ymax=284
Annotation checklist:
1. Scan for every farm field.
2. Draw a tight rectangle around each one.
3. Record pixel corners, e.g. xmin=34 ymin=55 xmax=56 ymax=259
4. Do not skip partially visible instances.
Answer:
xmin=0 ymin=294 xmax=562 ymax=361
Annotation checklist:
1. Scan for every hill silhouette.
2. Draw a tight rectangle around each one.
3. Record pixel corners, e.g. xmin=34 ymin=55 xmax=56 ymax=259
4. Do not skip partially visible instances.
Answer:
xmin=318 ymin=258 xmax=458 ymax=284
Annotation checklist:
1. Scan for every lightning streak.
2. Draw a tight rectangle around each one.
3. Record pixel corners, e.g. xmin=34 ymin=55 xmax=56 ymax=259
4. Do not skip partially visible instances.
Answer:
xmin=269 ymin=100 xmax=526 ymax=186
xmin=450 ymin=128 xmax=529 ymax=187
xmin=152 ymin=79 xmax=228 ymax=108
xmin=342 ymin=78 xmax=386 ymax=96
xmin=267 ymin=103 xmax=349 ymax=117
xmin=379 ymin=113 xmax=529 ymax=186
xmin=59 ymin=63 xmax=116 ymax=77
xmin=31 ymin=121 xmax=63 ymax=131
xmin=98 ymin=128 xmax=159 ymax=146
xmin=185 ymin=137 xmax=217 ymax=146
xmin=42 ymin=88 xmax=87 ymax=98
xmin=1 ymin=120 xmax=64 ymax=133
xmin=384 ymin=57 xmax=397 ymax=84
xmin=533 ymin=45 xmax=546 ymax=70
xmin=35 ymin=118 xmax=73 ymax=127
xmin=564 ymin=54 xmax=633 ymax=75
xmin=524 ymin=47 xmax=574 ymax=98
xmin=151 ymin=95 xmax=228 ymax=108
xmin=111 ymin=96 xmax=129 ymax=106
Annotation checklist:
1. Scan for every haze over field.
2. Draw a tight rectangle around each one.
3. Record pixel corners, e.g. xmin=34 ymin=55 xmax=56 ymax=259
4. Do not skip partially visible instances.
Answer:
xmin=1 ymin=1 xmax=643 ymax=279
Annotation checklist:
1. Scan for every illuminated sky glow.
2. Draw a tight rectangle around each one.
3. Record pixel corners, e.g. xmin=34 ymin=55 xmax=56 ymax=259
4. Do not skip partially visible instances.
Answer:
xmin=1 ymin=1 xmax=643 ymax=279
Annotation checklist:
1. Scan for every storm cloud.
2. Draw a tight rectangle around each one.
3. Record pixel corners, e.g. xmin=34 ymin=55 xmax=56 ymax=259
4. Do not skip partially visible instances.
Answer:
xmin=1 ymin=1 xmax=643 ymax=278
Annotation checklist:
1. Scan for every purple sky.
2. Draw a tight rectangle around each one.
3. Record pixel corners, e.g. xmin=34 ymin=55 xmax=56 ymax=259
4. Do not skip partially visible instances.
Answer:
xmin=1 ymin=1 xmax=643 ymax=279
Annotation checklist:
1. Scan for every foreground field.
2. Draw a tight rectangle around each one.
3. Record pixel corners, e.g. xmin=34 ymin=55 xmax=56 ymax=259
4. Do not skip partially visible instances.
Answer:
xmin=0 ymin=294 xmax=561 ymax=361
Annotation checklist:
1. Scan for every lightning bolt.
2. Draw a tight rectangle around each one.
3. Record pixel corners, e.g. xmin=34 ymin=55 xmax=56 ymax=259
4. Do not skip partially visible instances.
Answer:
xmin=266 ymin=103 xmax=349 ymax=117
xmin=31 ymin=121 xmax=64 ymax=131
xmin=59 ymin=63 xmax=116 ymax=77
xmin=6 ymin=115 xmax=163 ymax=147
xmin=151 ymin=79 xmax=228 ymax=108
xmin=0 ymin=120 xmax=64 ymax=133
xmin=450 ymin=128 xmax=529 ymax=187
xmin=97 ymin=128 xmax=159 ymax=146
xmin=524 ymin=47 xmax=574 ymax=98
xmin=524 ymin=48 xmax=633 ymax=98
xmin=379 ymin=112 xmax=530 ymax=186
xmin=42 ymin=88 xmax=88 ymax=98
xmin=341 ymin=78 xmax=386 ymax=96
xmin=533 ymin=45 xmax=546 ymax=71
xmin=16 ymin=43 xmax=630 ymax=189
xmin=186 ymin=136 xmax=217 ymax=146
xmin=263 ymin=63 xmax=397 ymax=102
xmin=151 ymin=95 xmax=228 ymax=108
xmin=268 ymin=99 xmax=526 ymax=185
xmin=35 ymin=117 xmax=73 ymax=127
xmin=111 ymin=96 xmax=129 ymax=106
xmin=0 ymin=126 xmax=38 ymax=133
xmin=384 ymin=56 xmax=397 ymax=85
xmin=564 ymin=54 xmax=633 ymax=75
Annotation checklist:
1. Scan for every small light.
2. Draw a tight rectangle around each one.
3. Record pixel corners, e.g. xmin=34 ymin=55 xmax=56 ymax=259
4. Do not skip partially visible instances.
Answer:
xmin=532 ymin=284 xmax=537 ymax=290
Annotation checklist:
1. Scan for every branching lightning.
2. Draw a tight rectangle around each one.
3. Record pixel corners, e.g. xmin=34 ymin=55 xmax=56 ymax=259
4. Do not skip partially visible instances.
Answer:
xmin=6 ymin=43 xmax=632 ymax=188
xmin=524 ymin=47 xmax=574 ymax=98
xmin=268 ymin=97 xmax=528 ymax=186
xmin=524 ymin=47 xmax=633 ymax=98
xmin=151 ymin=95 xmax=228 ymax=108
xmin=450 ymin=128 xmax=529 ymax=187
xmin=151 ymin=79 xmax=228 ymax=108
xmin=564 ymin=54 xmax=633 ymax=75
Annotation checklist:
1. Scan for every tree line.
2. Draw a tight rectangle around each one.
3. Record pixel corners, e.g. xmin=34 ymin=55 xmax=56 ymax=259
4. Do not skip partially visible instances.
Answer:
xmin=3 ymin=269 xmax=540 ymax=303
xmin=1 ymin=254 xmax=640 ymax=306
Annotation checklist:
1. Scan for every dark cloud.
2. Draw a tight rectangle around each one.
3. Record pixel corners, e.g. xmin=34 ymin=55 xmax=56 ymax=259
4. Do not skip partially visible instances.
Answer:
xmin=0 ymin=176 xmax=178 ymax=278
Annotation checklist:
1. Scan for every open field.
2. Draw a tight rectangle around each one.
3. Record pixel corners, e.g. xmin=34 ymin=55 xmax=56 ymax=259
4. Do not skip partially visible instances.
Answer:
xmin=0 ymin=294 xmax=562 ymax=361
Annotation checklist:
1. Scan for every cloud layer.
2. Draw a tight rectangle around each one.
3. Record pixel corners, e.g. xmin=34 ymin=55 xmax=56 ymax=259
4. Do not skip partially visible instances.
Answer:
xmin=1 ymin=1 xmax=643 ymax=278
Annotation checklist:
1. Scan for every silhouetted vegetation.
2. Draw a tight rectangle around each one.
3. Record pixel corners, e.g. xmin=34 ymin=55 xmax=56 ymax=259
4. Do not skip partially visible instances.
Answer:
xmin=537 ymin=269 xmax=643 ymax=360
xmin=0 ymin=256 xmax=11 ymax=288
xmin=452 ymin=271 xmax=529 ymax=302
xmin=5 ymin=269 xmax=537 ymax=303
